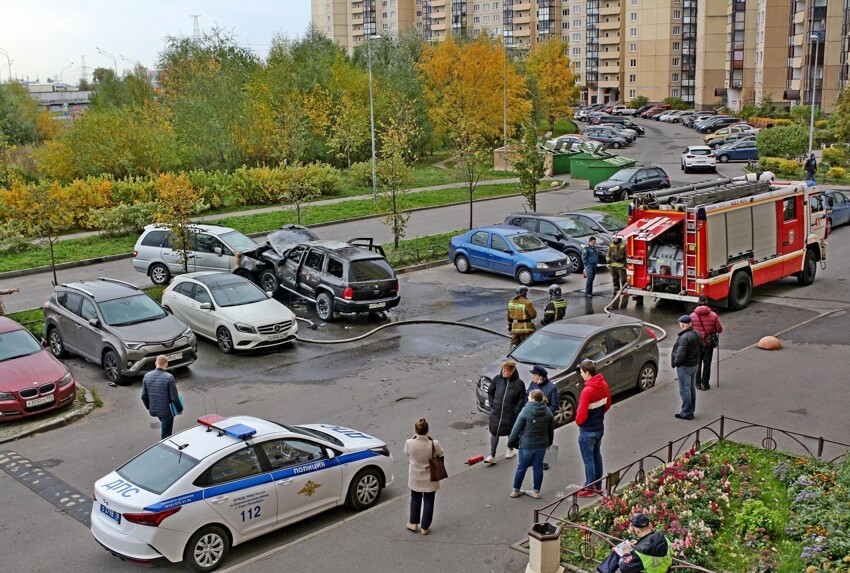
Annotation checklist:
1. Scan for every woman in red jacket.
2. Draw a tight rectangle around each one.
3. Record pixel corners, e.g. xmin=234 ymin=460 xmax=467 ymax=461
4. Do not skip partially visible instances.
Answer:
xmin=690 ymin=297 xmax=723 ymax=391
xmin=575 ymin=359 xmax=611 ymax=497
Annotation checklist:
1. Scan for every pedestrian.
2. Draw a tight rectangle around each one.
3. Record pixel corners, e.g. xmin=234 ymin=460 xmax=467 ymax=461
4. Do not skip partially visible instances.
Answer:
xmin=508 ymin=286 xmax=537 ymax=349
xmin=404 ymin=418 xmax=442 ymax=535
xmin=141 ymin=355 xmax=183 ymax=439
xmin=0 ymin=287 xmax=20 ymax=316
xmin=484 ymin=360 xmax=526 ymax=464
xmin=596 ymin=513 xmax=673 ymax=573
xmin=581 ymin=237 xmax=599 ymax=298
xmin=575 ymin=359 xmax=611 ymax=497
xmin=805 ymin=153 xmax=817 ymax=182
xmin=540 ymin=284 xmax=567 ymax=325
xmin=690 ymin=296 xmax=723 ymax=391
xmin=671 ymin=315 xmax=702 ymax=420
xmin=507 ymin=389 xmax=554 ymax=500
xmin=527 ymin=365 xmax=559 ymax=470
xmin=606 ymin=236 xmax=627 ymax=307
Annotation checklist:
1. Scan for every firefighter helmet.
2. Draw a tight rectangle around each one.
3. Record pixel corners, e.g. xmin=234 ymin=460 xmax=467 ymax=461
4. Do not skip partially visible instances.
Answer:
xmin=548 ymin=284 xmax=562 ymax=298
xmin=515 ymin=286 xmax=529 ymax=296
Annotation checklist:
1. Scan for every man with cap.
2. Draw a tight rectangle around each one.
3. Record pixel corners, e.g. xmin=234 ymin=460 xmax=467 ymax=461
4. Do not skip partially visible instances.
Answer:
xmin=671 ymin=315 xmax=703 ymax=420
xmin=507 ymin=286 xmax=537 ymax=349
xmin=527 ymin=365 xmax=559 ymax=470
xmin=606 ymin=235 xmax=627 ymax=308
xmin=581 ymin=237 xmax=599 ymax=298
xmin=597 ymin=513 xmax=673 ymax=573
xmin=541 ymin=284 xmax=567 ymax=325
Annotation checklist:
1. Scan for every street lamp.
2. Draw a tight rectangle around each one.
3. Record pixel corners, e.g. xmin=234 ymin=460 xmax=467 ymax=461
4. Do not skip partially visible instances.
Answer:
xmin=59 ymin=62 xmax=74 ymax=84
xmin=95 ymin=47 xmax=118 ymax=75
xmin=807 ymin=32 xmax=821 ymax=158
xmin=0 ymin=48 xmax=11 ymax=82
xmin=503 ymin=42 xmax=519 ymax=171
xmin=366 ymin=33 xmax=382 ymax=206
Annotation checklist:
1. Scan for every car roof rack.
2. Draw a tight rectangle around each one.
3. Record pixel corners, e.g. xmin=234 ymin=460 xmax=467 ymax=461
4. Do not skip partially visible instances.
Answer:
xmin=97 ymin=277 xmax=141 ymax=290
xmin=60 ymin=283 xmax=94 ymax=297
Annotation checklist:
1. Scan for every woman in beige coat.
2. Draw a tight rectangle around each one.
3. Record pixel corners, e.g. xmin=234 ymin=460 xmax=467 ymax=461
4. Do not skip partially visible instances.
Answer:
xmin=404 ymin=418 xmax=443 ymax=535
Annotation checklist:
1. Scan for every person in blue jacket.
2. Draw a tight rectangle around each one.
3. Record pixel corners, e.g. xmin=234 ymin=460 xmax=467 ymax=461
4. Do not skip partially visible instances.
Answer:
xmin=581 ymin=236 xmax=599 ymax=297
xmin=507 ymin=389 xmax=554 ymax=500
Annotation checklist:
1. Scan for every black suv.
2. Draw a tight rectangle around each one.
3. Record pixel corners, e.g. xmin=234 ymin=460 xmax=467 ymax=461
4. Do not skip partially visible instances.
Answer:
xmin=238 ymin=225 xmax=400 ymax=321
xmin=593 ymin=166 xmax=670 ymax=202
xmin=596 ymin=115 xmax=646 ymax=136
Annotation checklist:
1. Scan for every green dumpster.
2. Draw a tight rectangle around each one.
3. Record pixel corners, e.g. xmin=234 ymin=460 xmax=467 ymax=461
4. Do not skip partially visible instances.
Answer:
xmin=586 ymin=155 xmax=637 ymax=188
xmin=569 ymin=151 xmax=612 ymax=182
xmin=549 ymin=149 xmax=578 ymax=175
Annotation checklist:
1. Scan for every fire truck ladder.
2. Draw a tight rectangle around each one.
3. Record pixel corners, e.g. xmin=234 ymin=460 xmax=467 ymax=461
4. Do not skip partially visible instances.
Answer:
xmin=633 ymin=176 xmax=772 ymax=210
xmin=683 ymin=209 xmax=698 ymax=294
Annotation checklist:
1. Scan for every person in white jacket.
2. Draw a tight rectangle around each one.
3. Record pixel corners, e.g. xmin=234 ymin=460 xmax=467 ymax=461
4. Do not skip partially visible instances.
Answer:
xmin=404 ymin=418 xmax=443 ymax=535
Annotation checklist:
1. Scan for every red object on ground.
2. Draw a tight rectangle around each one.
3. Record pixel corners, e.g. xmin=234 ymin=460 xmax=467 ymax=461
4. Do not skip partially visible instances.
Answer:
xmin=466 ymin=455 xmax=485 ymax=465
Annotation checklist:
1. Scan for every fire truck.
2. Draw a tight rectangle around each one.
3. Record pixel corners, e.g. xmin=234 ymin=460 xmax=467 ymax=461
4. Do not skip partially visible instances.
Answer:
xmin=618 ymin=174 xmax=828 ymax=310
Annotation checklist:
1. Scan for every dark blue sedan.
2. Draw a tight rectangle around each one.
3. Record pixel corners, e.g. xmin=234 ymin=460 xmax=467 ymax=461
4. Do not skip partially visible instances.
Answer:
xmin=448 ymin=226 xmax=571 ymax=286
xmin=824 ymin=190 xmax=850 ymax=234
xmin=714 ymin=139 xmax=759 ymax=163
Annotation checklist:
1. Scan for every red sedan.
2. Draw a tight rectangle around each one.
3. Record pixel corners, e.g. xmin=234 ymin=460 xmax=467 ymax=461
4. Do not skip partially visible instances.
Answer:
xmin=0 ymin=317 xmax=76 ymax=421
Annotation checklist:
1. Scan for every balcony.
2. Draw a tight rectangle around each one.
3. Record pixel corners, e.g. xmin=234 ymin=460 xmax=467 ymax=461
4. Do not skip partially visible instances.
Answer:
xmin=600 ymin=4 xmax=620 ymax=16
xmin=599 ymin=34 xmax=620 ymax=45
xmin=600 ymin=19 xmax=620 ymax=31
xmin=789 ymin=56 xmax=803 ymax=69
xmin=432 ymin=21 xmax=447 ymax=31
xmin=514 ymin=1 xmax=532 ymax=10
xmin=515 ymin=14 xmax=531 ymax=24
xmin=599 ymin=78 xmax=620 ymax=88
xmin=599 ymin=64 xmax=620 ymax=73
xmin=430 ymin=0 xmax=447 ymax=6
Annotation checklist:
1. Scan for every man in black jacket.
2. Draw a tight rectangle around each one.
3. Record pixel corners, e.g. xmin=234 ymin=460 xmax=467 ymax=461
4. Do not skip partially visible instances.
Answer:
xmin=141 ymin=356 xmax=183 ymax=439
xmin=484 ymin=360 xmax=526 ymax=464
xmin=671 ymin=315 xmax=702 ymax=420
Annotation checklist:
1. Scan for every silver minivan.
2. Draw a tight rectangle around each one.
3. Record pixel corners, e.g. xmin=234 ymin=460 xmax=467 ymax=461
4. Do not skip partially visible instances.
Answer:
xmin=132 ymin=224 xmax=259 ymax=285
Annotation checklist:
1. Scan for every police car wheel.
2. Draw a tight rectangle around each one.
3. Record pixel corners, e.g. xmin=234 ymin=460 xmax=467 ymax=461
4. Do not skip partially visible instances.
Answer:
xmin=636 ymin=362 xmax=657 ymax=391
xmin=347 ymin=467 xmax=382 ymax=511
xmin=184 ymin=525 xmax=230 ymax=572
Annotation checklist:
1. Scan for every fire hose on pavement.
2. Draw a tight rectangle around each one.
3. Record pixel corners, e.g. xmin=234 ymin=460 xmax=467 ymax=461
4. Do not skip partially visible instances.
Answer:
xmin=293 ymin=317 xmax=510 ymax=344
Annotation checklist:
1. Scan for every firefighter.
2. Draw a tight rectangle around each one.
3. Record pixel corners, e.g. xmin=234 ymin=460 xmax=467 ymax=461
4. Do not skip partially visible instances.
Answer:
xmin=607 ymin=235 xmax=627 ymax=308
xmin=541 ymin=284 xmax=567 ymax=325
xmin=508 ymin=286 xmax=537 ymax=349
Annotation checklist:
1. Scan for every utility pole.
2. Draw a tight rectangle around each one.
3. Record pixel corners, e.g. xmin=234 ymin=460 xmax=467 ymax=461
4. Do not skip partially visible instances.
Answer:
xmin=191 ymin=15 xmax=202 ymax=41
xmin=80 ymin=55 xmax=88 ymax=85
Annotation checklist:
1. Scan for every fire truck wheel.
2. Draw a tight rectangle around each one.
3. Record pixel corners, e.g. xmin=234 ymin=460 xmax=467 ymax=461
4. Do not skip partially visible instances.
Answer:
xmin=636 ymin=362 xmax=657 ymax=391
xmin=727 ymin=271 xmax=753 ymax=310
xmin=797 ymin=248 xmax=817 ymax=286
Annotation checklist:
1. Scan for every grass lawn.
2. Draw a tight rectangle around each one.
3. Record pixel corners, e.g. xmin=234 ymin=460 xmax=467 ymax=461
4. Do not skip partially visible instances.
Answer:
xmin=587 ymin=201 xmax=629 ymax=222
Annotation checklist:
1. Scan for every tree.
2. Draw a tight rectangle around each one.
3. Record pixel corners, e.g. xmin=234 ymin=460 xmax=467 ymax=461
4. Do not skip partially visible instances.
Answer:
xmin=526 ymin=38 xmax=578 ymax=133
xmin=0 ymin=82 xmax=59 ymax=145
xmin=756 ymin=124 xmax=809 ymax=159
xmin=89 ymin=67 xmax=155 ymax=109
xmin=451 ymin=120 xmax=492 ymax=230
xmin=831 ymin=85 xmax=850 ymax=142
xmin=629 ymin=95 xmax=649 ymax=109
xmin=663 ymin=97 xmax=689 ymax=110
xmin=280 ymin=163 xmax=322 ymax=224
xmin=789 ymin=104 xmax=823 ymax=125
xmin=153 ymin=174 xmax=208 ymax=273
xmin=377 ymin=105 xmax=420 ymax=248
xmin=512 ymin=117 xmax=546 ymax=212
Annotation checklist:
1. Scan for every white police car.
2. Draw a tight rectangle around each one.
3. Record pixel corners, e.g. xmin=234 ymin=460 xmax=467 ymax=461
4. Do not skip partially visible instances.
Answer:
xmin=91 ymin=415 xmax=394 ymax=571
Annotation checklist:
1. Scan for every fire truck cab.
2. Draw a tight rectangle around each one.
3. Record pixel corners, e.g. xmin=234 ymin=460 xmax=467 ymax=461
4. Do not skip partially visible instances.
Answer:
xmin=619 ymin=174 xmax=828 ymax=310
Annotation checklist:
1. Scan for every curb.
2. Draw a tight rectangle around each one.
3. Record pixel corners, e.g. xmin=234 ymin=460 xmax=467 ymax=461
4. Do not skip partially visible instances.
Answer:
xmin=0 ymin=383 xmax=95 ymax=444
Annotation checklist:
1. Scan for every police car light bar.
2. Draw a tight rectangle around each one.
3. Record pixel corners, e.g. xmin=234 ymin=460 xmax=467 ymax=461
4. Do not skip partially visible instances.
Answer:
xmin=197 ymin=415 xmax=257 ymax=440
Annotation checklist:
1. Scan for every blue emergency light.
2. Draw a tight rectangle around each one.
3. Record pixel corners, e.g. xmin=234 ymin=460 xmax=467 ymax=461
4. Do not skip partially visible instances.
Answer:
xmin=197 ymin=415 xmax=256 ymax=440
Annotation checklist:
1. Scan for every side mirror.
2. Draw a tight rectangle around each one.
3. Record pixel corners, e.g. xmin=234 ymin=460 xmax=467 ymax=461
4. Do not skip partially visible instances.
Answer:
xmin=266 ymin=291 xmax=274 ymax=298
xmin=88 ymin=318 xmax=100 ymax=328
xmin=214 ymin=247 xmax=223 ymax=256
xmin=326 ymin=450 xmax=336 ymax=460
xmin=199 ymin=302 xmax=212 ymax=310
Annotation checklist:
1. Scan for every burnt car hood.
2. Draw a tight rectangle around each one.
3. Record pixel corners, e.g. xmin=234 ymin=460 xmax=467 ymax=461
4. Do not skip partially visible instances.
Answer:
xmin=267 ymin=226 xmax=321 ymax=256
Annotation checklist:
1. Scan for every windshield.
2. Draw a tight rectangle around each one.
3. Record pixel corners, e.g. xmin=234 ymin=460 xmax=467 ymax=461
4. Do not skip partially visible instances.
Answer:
xmin=556 ymin=219 xmax=596 ymax=238
xmin=509 ymin=331 xmax=584 ymax=369
xmin=609 ymin=169 xmax=636 ymax=182
xmin=349 ymin=259 xmax=394 ymax=281
xmin=509 ymin=233 xmax=547 ymax=252
xmin=210 ymin=281 xmax=268 ymax=307
xmin=595 ymin=214 xmax=627 ymax=232
xmin=0 ymin=328 xmax=43 ymax=362
xmin=219 ymin=230 xmax=258 ymax=253
xmin=98 ymin=294 xmax=167 ymax=327
xmin=118 ymin=443 xmax=200 ymax=495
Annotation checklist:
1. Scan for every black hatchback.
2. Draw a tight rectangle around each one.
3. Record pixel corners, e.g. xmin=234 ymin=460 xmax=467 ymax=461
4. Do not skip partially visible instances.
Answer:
xmin=593 ymin=166 xmax=670 ymax=202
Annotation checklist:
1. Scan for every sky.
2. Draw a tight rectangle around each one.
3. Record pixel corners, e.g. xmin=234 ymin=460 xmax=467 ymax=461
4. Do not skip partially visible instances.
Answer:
xmin=0 ymin=1 xmax=313 ymax=85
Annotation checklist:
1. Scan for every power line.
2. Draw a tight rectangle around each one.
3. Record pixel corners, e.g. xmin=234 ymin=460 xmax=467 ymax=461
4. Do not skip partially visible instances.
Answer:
xmin=191 ymin=15 xmax=202 ymax=41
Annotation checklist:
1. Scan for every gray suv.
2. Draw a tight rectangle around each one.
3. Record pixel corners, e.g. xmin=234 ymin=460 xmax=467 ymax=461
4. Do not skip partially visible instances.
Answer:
xmin=44 ymin=278 xmax=197 ymax=385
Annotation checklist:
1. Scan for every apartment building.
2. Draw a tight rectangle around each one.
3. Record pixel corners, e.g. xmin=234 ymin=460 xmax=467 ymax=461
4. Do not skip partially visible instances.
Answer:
xmin=312 ymin=0 xmax=415 ymax=50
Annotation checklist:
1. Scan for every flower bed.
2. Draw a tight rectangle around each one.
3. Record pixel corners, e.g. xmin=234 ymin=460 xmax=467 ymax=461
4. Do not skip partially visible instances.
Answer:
xmin=559 ymin=441 xmax=850 ymax=572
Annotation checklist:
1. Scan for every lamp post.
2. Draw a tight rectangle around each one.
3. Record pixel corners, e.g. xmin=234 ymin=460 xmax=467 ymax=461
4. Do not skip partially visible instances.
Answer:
xmin=807 ymin=32 xmax=821 ymax=157
xmin=59 ymin=62 xmax=74 ymax=84
xmin=95 ymin=47 xmax=118 ymax=75
xmin=0 ymin=48 xmax=11 ymax=82
xmin=367 ymin=33 xmax=381 ymax=206
xmin=503 ymin=41 xmax=509 ymax=171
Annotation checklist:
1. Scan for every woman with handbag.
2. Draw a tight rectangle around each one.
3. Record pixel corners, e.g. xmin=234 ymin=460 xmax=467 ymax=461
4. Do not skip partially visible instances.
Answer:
xmin=690 ymin=297 xmax=723 ymax=391
xmin=404 ymin=418 xmax=444 ymax=535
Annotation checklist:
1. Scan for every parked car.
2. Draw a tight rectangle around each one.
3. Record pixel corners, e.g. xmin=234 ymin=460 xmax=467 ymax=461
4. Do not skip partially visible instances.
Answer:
xmin=706 ymin=132 xmax=756 ymax=149
xmin=44 ymin=278 xmax=197 ymax=385
xmin=545 ymin=134 xmax=598 ymax=153
xmin=658 ymin=110 xmax=687 ymax=122
xmin=0 ymin=317 xmax=77 ymax=421
xmin=824 ymin=190 xmax=850 ymax=234
xmin=670 ymin=111 xmax=695 ymax=124
xmin=646 ymin=107 xmax=674 ymax=120
xmin=695 ymin=116 xmax=739 ymax=133
xmin=594 ymin=123 xmax=638 ymax=142
xmin=683 ymin=112 xmax=716 ymax=128
xmin=582 ymin=128 xmax=629 ymax=149
xmin=91 ymin=415 xmax=394 ymax=571
xmin=475 ymin=315 xmax=659 ymax=425
xmin=503 ymin=213 xmax=610 ymax=273
xmin=162 ymin=272 xmax=298 ymax=354
xmin=448 ymin=226 xmax=571 ymax=286
xmin=558 ymin=210 xmax=627 ymax=241
xmin=639 ymin=105 xmax=670 ymax=118
xmin=596 ymin=116 xmax=645 ymax=135
xmin=133 ymin=224 xmax=260 ymax=286
xmin=611 ymin=105 xmax=638 ymax=116
xmin=681 ymin=145 xmax=717 ymax=173
xmin=593 ymin=166 xmax=670 ymax=202
xmin=714 ymin=139 xmax=759 ymax=163
xmin=573 ymin=108 xmax=590 ymax=121
xmin=633 ymin=104 xmax=656 ymax=116
xmin=703 ymin=125 xmax=759 ymax=145
xmin=237 ymin=225 xmax=400 ymax=322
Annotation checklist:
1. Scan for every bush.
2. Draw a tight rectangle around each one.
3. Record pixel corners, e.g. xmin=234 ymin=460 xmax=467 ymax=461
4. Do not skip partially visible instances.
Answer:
xmin=91 ymin=202 xmax=157 ymax=236
xmin=629 ymin=95 xmax=649 ymax=109
xmin=759 ymin=157 xmax=784 ymax=173
xmin=773 ymin=119 xmax=793 ymax=126
xmin=778 ymin=159 xmax=801 ymax=177
xmin=738 ymin=103 xmax=758 ymax=121
xmin=816 ymin=119 xmax=829 ymax=129
xmin=734 ymin=499 xmax=781 ymax=537
xmin=348 ymin=161 xmax=374 ymax=189
xmin=822 ymin=147 xmax=847 ymax=168
xmin=756 ymin=124 xmax=808 ymax=159
xmin=827 ymin=167 xmax=847 ymax=180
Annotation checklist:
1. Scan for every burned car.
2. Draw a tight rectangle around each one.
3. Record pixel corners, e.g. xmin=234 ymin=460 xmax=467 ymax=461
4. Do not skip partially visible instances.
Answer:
xmin=237 ymin=225 xmax=401 ymax=321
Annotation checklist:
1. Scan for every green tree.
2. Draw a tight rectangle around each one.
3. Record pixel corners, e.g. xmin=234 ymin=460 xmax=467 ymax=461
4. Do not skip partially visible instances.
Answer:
xmin=451 ymin=120 xmax=492 ymax=230
xmin=280 ymin=163 xmax=322 ymax=224
xmin=755 ymin=94 xmax=776 ymax=118
xmin=831 ymin=85 xmax=850 ymax=142
xmin=629 ymin=95 xmax=649 ymax=109
xmin=377 ymin=105 xmax=420 ymax=248
xmin=756 ymin=124 xmax=809 ymax=159
xmin=512 ymin=117 xmax=545 ymax=212
xmin=526 ymin=38 xmax=578 ymax=133
xmin=0 ymin=82 xmax=58 ymax=145
xmin=789 ymin=104 xmax=824 ymax=125
xmin=663 ymin=96 xmax=689 ymax=110
xmin=89 ymin=67 xmax=155 ymax=109
xmin=153 ymin=173 xmax=208 ymax=273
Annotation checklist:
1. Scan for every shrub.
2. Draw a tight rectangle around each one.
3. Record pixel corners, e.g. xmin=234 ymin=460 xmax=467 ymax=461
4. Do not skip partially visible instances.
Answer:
xmin=822 ymin=147 xmax=847 ymax=168
xmin=759 ymin=157 xmax=784 ymax=172
xmin=773 ymin=119 xmax=793 ymax=126
xmin=735 ymin=499 xmax=781 ymax=537
xmin=778 ymin=159 xmax=801 ymax=177
xmin=348 ymin=161 xmax=374 ymax=189
xmin=827 ymin=167 xmax=847 ymax=180
xmin=815 ymin=119 xmax=829 ymax=129
xmin=756 ymin=124 xmax=808 ymax=159
xmin=629 ymin=95 xmax=649 ymax=109
xmin=91 ymin=202 xmax=157 ymax=236
xmin=738 ymin=103 xmax=758 ymax=121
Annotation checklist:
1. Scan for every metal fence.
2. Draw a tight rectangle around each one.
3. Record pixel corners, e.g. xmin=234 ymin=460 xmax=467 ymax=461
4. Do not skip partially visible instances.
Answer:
xmin=386 ymin=244 xmax=449 ymax=268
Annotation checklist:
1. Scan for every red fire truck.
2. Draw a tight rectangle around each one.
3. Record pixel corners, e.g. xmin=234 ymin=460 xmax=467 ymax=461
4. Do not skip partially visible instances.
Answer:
xmin=618 ymin=174 xmax=828 ymax=310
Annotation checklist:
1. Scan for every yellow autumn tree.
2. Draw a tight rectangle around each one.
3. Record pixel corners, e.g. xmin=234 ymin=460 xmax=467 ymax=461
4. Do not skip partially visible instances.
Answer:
xmin=527 ymin=38 xmax=580 ymax=133
xmin=153 ymin=173 xmax=208 ymax=273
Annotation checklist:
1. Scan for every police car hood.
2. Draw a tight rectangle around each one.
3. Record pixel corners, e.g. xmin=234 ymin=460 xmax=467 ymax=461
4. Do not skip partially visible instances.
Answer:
xmin=295 ymin=423 xmax=387 ymax=451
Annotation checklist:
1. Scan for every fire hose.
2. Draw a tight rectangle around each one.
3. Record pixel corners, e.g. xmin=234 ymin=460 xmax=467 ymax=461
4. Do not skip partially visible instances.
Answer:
xmin=604 ymin=284 xmax=668 ymax=343
xmin=294 ymin=317 xmax=510 ymax=344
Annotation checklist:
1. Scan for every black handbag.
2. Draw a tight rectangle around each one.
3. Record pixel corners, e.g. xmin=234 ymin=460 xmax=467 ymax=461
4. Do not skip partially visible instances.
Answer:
xmin=428 ymin=439 xmax=448 ymax=482
xmin=697 ymin=314 xmax=719 ymax=348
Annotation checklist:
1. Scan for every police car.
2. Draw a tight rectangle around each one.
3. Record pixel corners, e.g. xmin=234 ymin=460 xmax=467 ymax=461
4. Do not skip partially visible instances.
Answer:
xmin=91 ymin=415 xmax=394 ymax=571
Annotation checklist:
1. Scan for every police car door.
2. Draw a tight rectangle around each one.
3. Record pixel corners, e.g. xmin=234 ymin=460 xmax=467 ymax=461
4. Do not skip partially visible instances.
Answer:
xmin=260 ymin=438 xmax=342 ymax=526
xmin=202 ymin=446 xmax=278 ymax=536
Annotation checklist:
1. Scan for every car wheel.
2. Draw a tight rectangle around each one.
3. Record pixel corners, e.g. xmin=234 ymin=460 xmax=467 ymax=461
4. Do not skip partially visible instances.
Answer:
xmin=554 ymin=393 xmax=577 ymax=426
xmin=718 ymin=155 xmax=729 ymax=163
xmin=727 ymin=271 xmax=753 ymax=311
xmin=636 ymin=362 xmax=658 ymax=391
xmin=184 ymin=525 xmax=230 ymax=573
xmin=216 ymin=327 xmax=234 ymax=354
xmin=516 ymin=267 xmax=534 ymax=286
xmin=47 ymin=327 xmax=69 ymax=359
xmin=149 ymin=263 xmax=171 ymax=286
xmin=259 ymin=269 xmax=279 ymax=295
xmin=316 ymin=292 xmax=334 ymax=322
xmin=347 ymin=467 xmax=383 ymax=511
xmin=681 ymin=162 xmax=685 ymax=172
xmin=454 ymin=254 xmax=471 ymax=274
xmin=102 ymin=349 xmax=128 ymax=386
xmin=797 ymin=247 xmax=817 ymax=286
xmin=611 ymin=142 xmax=621 ymax=149
xmin=619 ymin=189 xmax=629 ymax=202
xmin=565 ymin=250 xmax=583 ymax=273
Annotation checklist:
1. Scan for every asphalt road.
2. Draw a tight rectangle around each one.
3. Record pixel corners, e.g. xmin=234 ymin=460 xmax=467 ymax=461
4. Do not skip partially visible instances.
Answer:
xmin=0 ymin=118 xmax=747 ymax=314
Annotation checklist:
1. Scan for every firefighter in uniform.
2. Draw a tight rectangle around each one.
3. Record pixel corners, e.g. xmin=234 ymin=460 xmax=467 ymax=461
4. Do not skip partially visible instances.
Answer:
xmin=541 ymin=284 xmax=567 ymax=325
xmin=606 ymin=236 xmax=627 ymax=308
xmin=508 ymin=286 xmax=537 ymax=349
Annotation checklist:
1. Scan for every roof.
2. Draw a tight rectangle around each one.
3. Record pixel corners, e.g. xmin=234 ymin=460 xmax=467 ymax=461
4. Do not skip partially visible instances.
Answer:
xmin=171 ymin=416 xmax=284 ymax=460
xmin=506 ymin=212 xmax=575 ymax=223
xmin=540 ymin=314 xmax=643 ymax=338
xmin=303 ymin=240 xmax=386 ymax=261
xmin=687 ymin=145 xmax=713 ymax=150
xmin=59 ymin=278 xmax=141 ymax=301
xmin=468 ymin=225 xmax=529 ymax=236
xmin=180 ymin=272 xmax=249 ymax=288
xmin=145 ymin=223 xmax=237 ymax=235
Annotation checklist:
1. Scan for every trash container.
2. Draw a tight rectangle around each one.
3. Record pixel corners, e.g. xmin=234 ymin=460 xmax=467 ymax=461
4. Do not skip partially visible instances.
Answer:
xmin=569 ymin=152 xmax=611 ymax=182
xmin=525 ymin=522 xmax=564 ymax=573
xmin=586 ymin=155 xmax=637 ymax=188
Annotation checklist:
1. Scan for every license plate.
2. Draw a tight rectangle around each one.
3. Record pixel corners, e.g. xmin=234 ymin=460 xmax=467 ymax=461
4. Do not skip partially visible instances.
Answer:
xmin=627 ymin=257 xmax=644 ymax=265
xmin=368 ymin=302 xmax=386 ymax=309
xmin=100 ymin=504 xmax=121 ymax=524
xmin=267 ymin=334 xmax=287 ymax=341
xmin=165 ymin=351 xmax=183 ymax=362
xmin=555 ymin=270 xmax=567 ymax=276
xmin=26 ymin=395 xmax=55 ymax=408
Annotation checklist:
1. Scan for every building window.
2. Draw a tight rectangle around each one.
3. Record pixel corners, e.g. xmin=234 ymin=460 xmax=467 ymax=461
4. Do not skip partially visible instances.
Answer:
xmin=474 ymin=16 xmax=480 ymax=22
xmin=629 ymin=59 xmax=636 ymax=67
xmin=483 ymin=3 xmax=490 ymax=9
xmin=631 ymin=0 xmax=637 ymax=4
xmin=672 ymin=41 xmax=680 ymax=51
xmin=630 ymin=27 xmax=637 ymax=37
xmin=573 ymin=47 xmax=582 ymax=55
xmin=573 ymin=4 xmax=581 ymax=13
xmin=672 ymin=73 xmax=679 ymax=82
xmin=629 ymin=74 xmax=636 ymax=83
xmin=630 ymin=12 xmax=637 ymax=21
xmin=573 ymin=32 xmax=580 ymax=41
xmin=562 ymin=22 xmax=569 ymax=29
xmin=630 ymin=43 xmax=637 ymax=52
xmin=474 ymin=4 xmax=480 ymax=11
xmin=574 ymin=61 xmax=581 ymax=69
xmin=672 ymin=26 xmax=680 ymax=36
xmin=672 ymin=57 xmax=679 ymax=66
xmin=673 ymin=10 xmax=681 ymax=19
xmin=494 ymin=2 xmax=499 ymax=8
xmin=484 ymin=15 xmax=489 ymax=22
xmin=494 ymin=14 xmax=499 ymax=21
xmin=672 ymin=88 xmax=680 ymax=97
xmin=563 ymin=8 xmax=569 ymax=16
xmin=573 ymin=19 xmax=582 ymax=28
xmin=629 ymin=89 xmax=636 ymax=98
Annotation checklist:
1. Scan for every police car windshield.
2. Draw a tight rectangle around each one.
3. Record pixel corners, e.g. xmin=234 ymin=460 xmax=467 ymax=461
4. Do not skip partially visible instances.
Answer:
xmin=210 ymin=281 xmax=267 ymax=307
xmin=98 ymin=294 xmax=167 ymax=327
xmin=509 ymin=331 xmax=583 ymax=369
xmin=118 ymin=444 xmax=200 ymax=495
xmin=509 ymin=233 xmax=547 ymax=252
